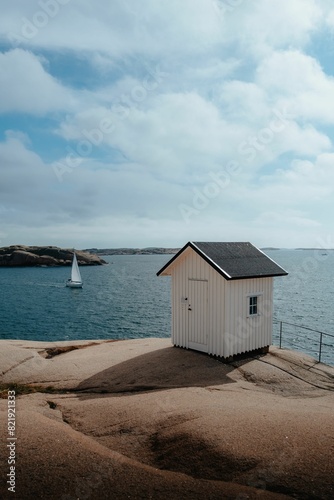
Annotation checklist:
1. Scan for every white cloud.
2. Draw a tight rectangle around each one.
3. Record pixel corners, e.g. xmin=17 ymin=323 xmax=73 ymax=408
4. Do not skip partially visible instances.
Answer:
xmin=56 ymin=92 xmax=252 ymax=178
xmin=1 ymin=0 xmax=224 ymax=56
xmin=0 ymin=131 xmax=184 ymax=226
xmin=0 ymin=0 xmax=322 ymax=63
xmin=247 ymin=0 xmax=321 ymax=49
xmin=0 ymin=49 xmax=75 ymax=114
xmin=210 ymin=0 xmax=323 ymax=61
xmin=0 ymin=1 xmax=334 ymax=248
xmin=245 ymin=154 xmax=334 ymax=221
xmin=272 ymin=154 xmax=334 ymax=193
xmin=274 ymin=122 xmax=331 ymax=157
xmin=0 ymin=132 xmax=50 ymax=195
xmin=256 ymin=50 xmax=334 ymax=123
xmin=217 ymin=81 xmax=269 ymax=124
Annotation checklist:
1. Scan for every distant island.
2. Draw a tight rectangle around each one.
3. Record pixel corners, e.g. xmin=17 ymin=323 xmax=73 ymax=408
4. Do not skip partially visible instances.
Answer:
xmin=0 ymin=245 xmax=106 ymax=267
xmin=84 ymin=247 xmax=180 ymax=256
xmin=2 ymin=245 xmax=330 ymax=266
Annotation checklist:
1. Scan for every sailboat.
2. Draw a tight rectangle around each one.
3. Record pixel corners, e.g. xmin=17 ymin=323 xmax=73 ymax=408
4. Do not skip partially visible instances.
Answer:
xmin=66 ymin=252 xmax=83 ymax=288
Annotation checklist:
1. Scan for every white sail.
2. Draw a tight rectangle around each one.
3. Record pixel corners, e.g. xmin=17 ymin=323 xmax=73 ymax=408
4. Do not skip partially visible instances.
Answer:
xmin=71 ymin=253 xmax=82 ymax=283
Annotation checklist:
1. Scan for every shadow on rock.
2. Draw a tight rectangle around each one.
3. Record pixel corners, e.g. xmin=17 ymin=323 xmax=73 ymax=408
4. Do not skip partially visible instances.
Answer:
xmin=75 ymin=346 xmax=236 ymax=396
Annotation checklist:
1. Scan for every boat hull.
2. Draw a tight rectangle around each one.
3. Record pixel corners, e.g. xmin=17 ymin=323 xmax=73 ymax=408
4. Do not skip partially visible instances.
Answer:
xmin=66 ymin=280 xmax=83 ymax=288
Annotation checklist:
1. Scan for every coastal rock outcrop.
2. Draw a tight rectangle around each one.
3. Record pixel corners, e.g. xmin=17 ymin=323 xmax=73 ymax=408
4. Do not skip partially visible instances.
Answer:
xmin=0 ymin=245 xmax=106 ymax=267
xmin=0 ymin=340 xmax=333 ymax=499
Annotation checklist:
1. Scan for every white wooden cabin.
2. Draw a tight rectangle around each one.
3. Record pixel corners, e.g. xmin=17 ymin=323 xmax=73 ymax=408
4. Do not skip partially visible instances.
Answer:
xmin=157 ymin=242 xmax=287 ymax=358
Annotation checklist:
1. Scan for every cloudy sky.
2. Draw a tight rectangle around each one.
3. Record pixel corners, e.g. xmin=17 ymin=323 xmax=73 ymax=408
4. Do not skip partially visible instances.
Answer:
xmin=1 ymin=0 xmax=334 ymax=249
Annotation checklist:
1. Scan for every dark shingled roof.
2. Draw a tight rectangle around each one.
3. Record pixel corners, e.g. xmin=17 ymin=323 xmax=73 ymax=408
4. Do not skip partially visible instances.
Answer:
xmin=157 ymin=241 xmax=288 ymax=280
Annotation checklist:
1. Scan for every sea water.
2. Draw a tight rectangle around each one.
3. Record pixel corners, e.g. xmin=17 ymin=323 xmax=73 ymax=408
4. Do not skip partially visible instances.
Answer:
xmin=0 ymin=255 xmax=171 ymax=342
xmin=0 ymin=251 xmax=333 ymax=365
xmin=271 ymin=249 xmax=334 ymax=365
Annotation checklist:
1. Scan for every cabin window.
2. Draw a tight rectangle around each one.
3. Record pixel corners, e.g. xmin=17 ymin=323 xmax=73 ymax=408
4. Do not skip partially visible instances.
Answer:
xmin=249 ymin=296 xmax=258 ymax=316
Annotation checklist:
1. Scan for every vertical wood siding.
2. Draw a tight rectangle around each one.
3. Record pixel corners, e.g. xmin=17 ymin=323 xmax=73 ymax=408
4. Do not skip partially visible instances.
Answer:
xmin=223 ymin=277 xmax=273 ymax=357
xmin=169 ymin=248 xmax=273 ymax=357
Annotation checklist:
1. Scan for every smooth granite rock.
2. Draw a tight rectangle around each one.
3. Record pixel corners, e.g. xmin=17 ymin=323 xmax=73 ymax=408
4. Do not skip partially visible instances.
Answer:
xmin=0 ymin=245 xmax=106 ymax=266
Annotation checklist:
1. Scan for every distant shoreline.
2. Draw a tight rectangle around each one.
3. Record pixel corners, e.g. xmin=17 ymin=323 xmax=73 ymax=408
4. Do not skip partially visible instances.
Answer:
xmin=84 ymin=247 xmax=180 ymax=255
xmin=1 ymin=246 xmax=332 ymax=262
xmin=85 ymin=247 xmax=334 ymax=255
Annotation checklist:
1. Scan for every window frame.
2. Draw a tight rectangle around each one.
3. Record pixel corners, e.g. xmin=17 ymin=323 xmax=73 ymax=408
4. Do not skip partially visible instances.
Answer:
xmin=246 ymin=292 xmax=263 ymax=318
xmin=249 ymin=295 xmax=258 ymax=316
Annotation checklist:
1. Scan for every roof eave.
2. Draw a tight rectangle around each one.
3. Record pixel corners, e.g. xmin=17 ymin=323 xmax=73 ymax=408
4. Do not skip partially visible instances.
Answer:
xmin=156 ymin=241 xmax=191 ymax=276
xmin=157 ymin=241 xmax=289 ymax=279
xmin=228 ymin=272 xmax=289 ymax=280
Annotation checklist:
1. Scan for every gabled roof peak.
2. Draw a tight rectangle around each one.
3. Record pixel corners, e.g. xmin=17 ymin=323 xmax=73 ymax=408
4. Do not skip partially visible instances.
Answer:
xmin=157 ymin=241 xmax=288 ymax=280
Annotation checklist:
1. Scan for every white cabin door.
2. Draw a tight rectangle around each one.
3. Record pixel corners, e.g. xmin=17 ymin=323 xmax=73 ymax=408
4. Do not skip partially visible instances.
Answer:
xmin=188 ymin=279 xmax=208 ymax=353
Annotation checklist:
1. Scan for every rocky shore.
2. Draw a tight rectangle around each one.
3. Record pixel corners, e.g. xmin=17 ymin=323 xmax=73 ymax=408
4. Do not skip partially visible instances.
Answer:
xmin=0 ymin=339 xmax=333 ymax=499
xmin=0 ymin=245 xmax=106 ymax=267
